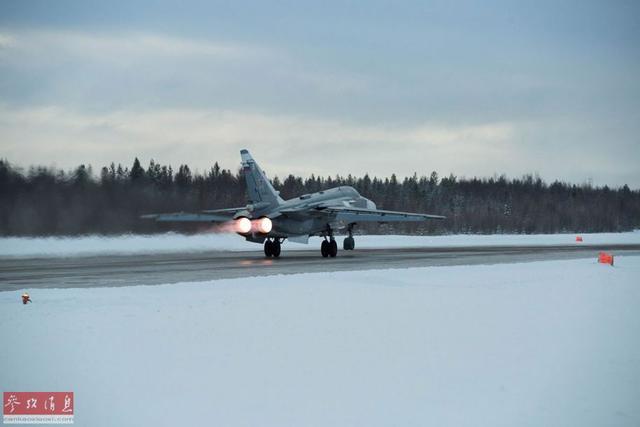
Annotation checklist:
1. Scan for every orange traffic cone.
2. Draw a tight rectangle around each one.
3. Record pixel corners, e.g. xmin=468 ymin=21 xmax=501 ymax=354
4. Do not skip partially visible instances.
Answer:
xmin=598 ymin=252 xmax=614 ymax=266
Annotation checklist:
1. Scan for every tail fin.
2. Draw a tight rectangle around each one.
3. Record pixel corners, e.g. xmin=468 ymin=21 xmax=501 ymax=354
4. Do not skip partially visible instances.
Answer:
xmin=240 ymin=149 xmax=283 ymax=206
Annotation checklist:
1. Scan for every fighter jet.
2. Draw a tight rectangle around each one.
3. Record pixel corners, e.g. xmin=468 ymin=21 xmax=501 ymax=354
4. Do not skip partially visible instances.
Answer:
xmin=143 ymin=149 xmax=445 ymax=257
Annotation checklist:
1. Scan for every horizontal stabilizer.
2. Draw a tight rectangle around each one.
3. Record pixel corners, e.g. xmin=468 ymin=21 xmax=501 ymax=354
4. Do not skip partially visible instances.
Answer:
xmin=141 ymin=212 xmax=232 ymax=223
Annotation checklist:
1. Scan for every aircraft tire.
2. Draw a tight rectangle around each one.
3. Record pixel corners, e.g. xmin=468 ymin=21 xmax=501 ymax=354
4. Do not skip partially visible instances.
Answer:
xmin=343 ymin=237 xmax=355 ymax=250
xmin=264 ymin=240 xmax=273 ymax=257
xmin=321 ymin=240 xmax=330 ymax=258
xmin=272 ymin=240 xmax=281 ymax=258
xmin=329 ymin=240 xmax=338 ymax=257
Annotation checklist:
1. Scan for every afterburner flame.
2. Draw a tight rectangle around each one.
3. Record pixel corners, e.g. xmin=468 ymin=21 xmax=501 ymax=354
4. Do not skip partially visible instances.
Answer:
xmin=234 ymin=217 xmax=252 ymax=234
xmin=256 ymin=217 xmax=272 ymax=234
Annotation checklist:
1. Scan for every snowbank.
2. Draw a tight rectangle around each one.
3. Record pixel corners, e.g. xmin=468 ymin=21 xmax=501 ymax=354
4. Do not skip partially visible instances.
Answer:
xmin=1 ymin=257 xmax=639 ymax=426
xmin=1 ymin=230 xmax=639 ymax=258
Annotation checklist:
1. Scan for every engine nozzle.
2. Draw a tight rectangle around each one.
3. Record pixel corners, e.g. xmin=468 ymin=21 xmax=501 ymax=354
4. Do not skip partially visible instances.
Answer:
xmin=255 ymin=217 xmax=272 ymax=234
xmin=234 ymin=216 xmax=272 ymax=235
xmin=234 ymin=217 xmax=252 ymax=234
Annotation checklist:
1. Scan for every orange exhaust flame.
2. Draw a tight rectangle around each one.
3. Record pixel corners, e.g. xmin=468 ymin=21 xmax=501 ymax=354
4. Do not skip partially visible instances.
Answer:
xmin=197 ymin=220 xmax=246 ymax=234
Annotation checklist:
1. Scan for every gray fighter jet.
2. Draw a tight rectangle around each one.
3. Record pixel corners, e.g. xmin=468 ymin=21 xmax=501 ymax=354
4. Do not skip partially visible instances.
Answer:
xmin=143 ymin=149 xmax=445 ymax=257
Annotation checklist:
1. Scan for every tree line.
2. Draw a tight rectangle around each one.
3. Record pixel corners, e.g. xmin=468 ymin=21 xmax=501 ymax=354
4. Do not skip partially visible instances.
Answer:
xmin=1 ymin=158 xmax=639 ymax=236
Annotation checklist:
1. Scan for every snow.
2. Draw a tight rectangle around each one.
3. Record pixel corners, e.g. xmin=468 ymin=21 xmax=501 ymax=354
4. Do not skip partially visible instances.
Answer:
xmin=1 ymin=230 xmax=639 ymax=258
xmin=1 ymin=257 xmax=639 ymax=426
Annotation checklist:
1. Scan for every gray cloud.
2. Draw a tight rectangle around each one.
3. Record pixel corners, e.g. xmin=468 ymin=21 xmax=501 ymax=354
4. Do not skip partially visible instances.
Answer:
xmin=0 ymin=21 xmax=638 ymax=187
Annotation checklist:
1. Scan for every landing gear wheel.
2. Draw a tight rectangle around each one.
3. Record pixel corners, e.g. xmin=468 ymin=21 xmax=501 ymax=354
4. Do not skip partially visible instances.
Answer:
xmin=329 ymin=239 xmax=338 ymax=257
xmin=264 ymin=239 xmax=281 ymax=258
xmin=272 ymin=240 xmax=281 ymax=258
xmin=343 ymin=237 xmax=355 ymax=250
xmin=264 ymin=240 xmax=273 ymax=257
xmin=321 ymin=240 xmax=330 ymax=258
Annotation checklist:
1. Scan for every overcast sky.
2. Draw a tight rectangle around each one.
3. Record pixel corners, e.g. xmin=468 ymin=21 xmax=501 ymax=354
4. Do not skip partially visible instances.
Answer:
xmin=1 ymin=1 xmax=639 ymax=186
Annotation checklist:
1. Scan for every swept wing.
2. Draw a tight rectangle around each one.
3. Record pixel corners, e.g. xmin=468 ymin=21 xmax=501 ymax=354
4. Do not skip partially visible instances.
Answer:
xmin=316 ymin=206 xmax=446 ymax=223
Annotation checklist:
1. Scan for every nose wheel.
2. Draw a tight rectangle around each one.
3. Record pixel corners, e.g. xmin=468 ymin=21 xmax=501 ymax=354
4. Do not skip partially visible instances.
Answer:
xmin=343 ymin=236 xmax=355 ymax=250
xmin=264 ymin=239 xmax=281 ymax=258
xmin=343 ymin=224 xmax=355 ymax=250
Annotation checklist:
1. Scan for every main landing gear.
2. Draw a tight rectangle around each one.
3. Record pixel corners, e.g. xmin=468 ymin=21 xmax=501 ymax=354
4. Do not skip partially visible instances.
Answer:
xmin=320 ymin=226 xmax=338 ymax=258
xmin=264 ymin=239 xmax=281 ymax=258
xmin=320 ymin=238 xmax=338 ymax=258
xmin=320 ymin=224 xmax=356 ymax=258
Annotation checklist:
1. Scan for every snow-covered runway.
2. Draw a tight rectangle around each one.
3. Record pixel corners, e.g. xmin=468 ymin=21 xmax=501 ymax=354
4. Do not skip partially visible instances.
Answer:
xmin=2 ymin=232 xmax=640 ymax=291
xmin=1 ymin=257 xmax=639 ymax=426
xmin=2 ymin=244 xmax=640 ymax=292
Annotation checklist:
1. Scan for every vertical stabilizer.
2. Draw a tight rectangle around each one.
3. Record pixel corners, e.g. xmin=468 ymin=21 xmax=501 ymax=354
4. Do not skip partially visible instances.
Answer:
xmin=240 ymin=149 xmax=283 ymax=206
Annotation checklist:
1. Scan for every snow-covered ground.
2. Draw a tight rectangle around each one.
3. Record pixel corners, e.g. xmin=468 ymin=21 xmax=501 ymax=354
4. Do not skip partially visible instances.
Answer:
xmin=1 ymin=257 xmax=639 ymax=426
xmin=1 ymin=231 xmax=639 ymax=258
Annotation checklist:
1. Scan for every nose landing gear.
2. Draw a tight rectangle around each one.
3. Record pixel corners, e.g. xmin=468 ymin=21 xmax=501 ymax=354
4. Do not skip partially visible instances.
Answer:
xmin=343 ymin=236 xmax=355 ymax=250
xmin=343 ymin=224 xmax=355 ymax=250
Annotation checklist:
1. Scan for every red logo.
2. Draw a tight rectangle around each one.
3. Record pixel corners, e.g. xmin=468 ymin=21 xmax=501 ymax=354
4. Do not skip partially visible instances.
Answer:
xmin=3 ymin=392 xmax=74 ymax=424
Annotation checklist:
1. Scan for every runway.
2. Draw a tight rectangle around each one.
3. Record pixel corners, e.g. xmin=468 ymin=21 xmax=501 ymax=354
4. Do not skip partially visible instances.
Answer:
xmin=2 ymin=243 xmax=639 ymax=292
